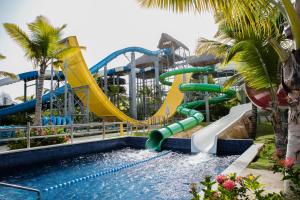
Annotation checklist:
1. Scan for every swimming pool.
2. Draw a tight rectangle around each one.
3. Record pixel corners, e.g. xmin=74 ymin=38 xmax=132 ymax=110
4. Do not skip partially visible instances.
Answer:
xmin=0 ymin=148 xmax=238 ymax=200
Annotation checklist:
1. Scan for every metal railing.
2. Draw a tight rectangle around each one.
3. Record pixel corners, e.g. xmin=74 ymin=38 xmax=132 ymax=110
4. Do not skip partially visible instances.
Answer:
xmin=0 ymin=182 xmax=41 ymax=199
xmin=0 ymin=121 xmax=153 ymax=151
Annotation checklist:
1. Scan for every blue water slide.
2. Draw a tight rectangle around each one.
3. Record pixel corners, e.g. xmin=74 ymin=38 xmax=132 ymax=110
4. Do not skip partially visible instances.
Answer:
xmin=0 ymin=47 xmax=169 ymax=117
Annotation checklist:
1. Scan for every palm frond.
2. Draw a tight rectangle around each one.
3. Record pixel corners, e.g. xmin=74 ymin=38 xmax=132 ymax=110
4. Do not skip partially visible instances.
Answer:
xmin=223 ymin=73 xmax=243 ymax=90
xmin=51 ymin=60 xmax=63 ymax=70
xmin=138 ymin=0 xmax=274 ymax=38
xmin=49 ymin=45 xmax=85 ymax=69
xmin=53 ymin=46 xmax=86 ymax=59
xmin=195 ymin=38 xmax=231 ymax=58
xmin=3 ymin=23 xmax=32 ymax=53
xmin=28 ymin=16 xmax=61 ymax=58
xmin=268 ymin=38 xmax=288 ymax=62
xmin=224 ymin=40 xmax=278 ymax=90
xmin=0 ymin=71 xmax=17 ymax=79
xmin=15 ymin=94 xmax=34 ymax=102
xmin=0 ymin=54 xmax=5 ymax=60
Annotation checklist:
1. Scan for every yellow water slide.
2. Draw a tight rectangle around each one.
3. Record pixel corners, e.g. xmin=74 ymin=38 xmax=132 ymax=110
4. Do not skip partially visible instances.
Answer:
xmin=62 ymin=36 xmax=191 ymax=125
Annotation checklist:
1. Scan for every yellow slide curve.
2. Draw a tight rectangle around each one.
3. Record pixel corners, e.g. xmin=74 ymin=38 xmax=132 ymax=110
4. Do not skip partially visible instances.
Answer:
xmin=62 ymin=36 xmax=191 ymax=125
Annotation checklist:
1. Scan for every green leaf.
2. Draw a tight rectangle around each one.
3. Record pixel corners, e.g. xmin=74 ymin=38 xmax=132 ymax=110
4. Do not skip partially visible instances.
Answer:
xmin=0 ymin=71 xmax=17 ymax=79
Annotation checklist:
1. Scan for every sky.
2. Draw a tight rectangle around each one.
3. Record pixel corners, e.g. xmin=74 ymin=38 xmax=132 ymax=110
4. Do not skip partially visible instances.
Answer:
xmin=0 ymin=0 xmax=217 ymax=99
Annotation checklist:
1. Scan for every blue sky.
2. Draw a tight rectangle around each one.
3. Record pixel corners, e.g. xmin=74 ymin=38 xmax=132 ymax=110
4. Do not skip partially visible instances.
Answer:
xmin=0 ymin=0 xmax=217 ymax=98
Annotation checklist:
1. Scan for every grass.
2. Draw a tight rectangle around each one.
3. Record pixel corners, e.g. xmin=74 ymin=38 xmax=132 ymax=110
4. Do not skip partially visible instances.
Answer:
xmin=248 ymin=122 xmax=276 ymax=170
xmin=131 ymin=131 xmax=149 ymax=137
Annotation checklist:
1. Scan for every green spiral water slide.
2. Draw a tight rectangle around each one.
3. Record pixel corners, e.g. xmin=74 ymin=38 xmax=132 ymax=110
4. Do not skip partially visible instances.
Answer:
xmin=146 ymin=66 xmax=236 ymax=151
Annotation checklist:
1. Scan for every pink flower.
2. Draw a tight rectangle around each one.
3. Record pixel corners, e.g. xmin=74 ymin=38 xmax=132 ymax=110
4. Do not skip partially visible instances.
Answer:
xmin=216 ymin=174 xmax=226 ymax=184
xmin=223 ymin=180 xmax=235 ymax=191
xmin=283 ymin=157 xmax=295 ymax=169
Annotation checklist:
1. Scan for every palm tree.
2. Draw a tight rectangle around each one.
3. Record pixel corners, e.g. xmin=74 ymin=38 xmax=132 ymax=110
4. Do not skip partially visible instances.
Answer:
xmin=138 ymin=0 xmax=300 ymax=147
xmin=199 ymin=10 xmax=288 ymax=154
xmin=138 ymin=0 xmax=300 ymax=194
xmin=3 ymin=16 xmax=80 ymax=126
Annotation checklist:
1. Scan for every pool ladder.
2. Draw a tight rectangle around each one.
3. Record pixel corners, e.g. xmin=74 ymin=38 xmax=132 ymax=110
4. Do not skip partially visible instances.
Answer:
xmin=0 ymin=181 xmax=41 ymax=199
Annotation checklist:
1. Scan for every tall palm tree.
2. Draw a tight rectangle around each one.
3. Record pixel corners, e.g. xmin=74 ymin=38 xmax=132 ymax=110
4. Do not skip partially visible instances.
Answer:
xmin=3 ymin=16 xmax=80 ymax=126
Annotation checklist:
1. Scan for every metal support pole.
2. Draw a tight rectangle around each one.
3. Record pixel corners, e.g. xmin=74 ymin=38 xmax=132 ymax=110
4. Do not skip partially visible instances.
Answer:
xmin=50 ymin=62 xmax=54 ymax=116
xmin=64 ymin=62 xmax=68 ymax=116
xmin=102 ymin=120 xmax=105 ymax=139
xmin=129 ymin=52 xmax=137 ymax=119
xmin=104 ymin=65 xmax=108 ymax=95
xmin=86 ymin=86 xmax=90 ymax=123
xmin=26 ymin=122 xmax=30 ymax=148
xmin=172 ymin=45 xmax=175 ymax=66
xmin=126 ymin=121 xmax=129 ymax=135
xmin=120 ymin=123 xmax=124 ymax=136
xmin=68 ymin=91 xmax=73 ymax=118
xmin=70 ymin=123 xmax=74 ymax=143
xmin=24 ymin=81 xmax=27 ymax=102
xmin=35 ymin=79 xmax=38 ymax=98
xmin=204 ymin=75 xmax=210 ymax=122
xmin=116 ymin=76 xmax=120 ymax=107
xmin=183 ymin=73 xmax=187 ymax=103
xmin=142 ymin=71 xmax=146 ymax=119
xmin=154 ymin=58 xmax=161 ymax=109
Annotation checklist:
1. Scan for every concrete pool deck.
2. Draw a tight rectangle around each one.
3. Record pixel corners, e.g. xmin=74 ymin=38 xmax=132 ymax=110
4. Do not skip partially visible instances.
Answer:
xmin=241 ymin=168 xmax=283 ymax=194
xmin=221 ymin=143 xmax=283 ymax=194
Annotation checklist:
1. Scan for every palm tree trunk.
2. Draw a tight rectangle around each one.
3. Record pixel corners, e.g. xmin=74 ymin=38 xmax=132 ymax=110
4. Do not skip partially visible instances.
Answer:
xmin=271 ymin=108 xmax=287 ymax=157
xmin=283 ymin=49 xmax=300 ymax=195
xmin=280 ymin=0 xmax=300 ymax=195
xmin=34 ymin=67 xmax=46 ymax=126
xmin=249 ymin=104 xmax=257 ymax=139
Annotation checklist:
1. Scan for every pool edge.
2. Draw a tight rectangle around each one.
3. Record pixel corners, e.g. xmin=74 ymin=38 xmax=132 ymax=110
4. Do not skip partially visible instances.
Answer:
xmin=0 ymin=137 xmax=254 ymax=173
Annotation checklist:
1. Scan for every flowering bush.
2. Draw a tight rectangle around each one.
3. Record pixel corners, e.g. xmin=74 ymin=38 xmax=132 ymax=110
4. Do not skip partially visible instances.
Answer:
xmin=190 ymin=157 xmax=300 ymax=200
xmin=273 ymin=157 xmax=300 ymax=198
xmin=190 ymin=173 xmax=282 ymax=200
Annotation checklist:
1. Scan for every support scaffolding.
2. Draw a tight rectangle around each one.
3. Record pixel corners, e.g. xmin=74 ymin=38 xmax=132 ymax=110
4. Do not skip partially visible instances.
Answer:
xmin=49 ymin=64 xmax=90 ymax=124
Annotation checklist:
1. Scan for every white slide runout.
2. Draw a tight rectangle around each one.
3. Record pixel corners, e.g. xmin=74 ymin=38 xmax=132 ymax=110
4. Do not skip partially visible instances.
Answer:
xmin=191 ymin=103 xmax=252 ymax=154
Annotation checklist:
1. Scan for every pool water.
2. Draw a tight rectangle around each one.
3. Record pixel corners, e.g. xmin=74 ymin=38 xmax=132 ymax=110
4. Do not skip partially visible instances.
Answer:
xmin=0 ymin=148 xmax=238 ymax=200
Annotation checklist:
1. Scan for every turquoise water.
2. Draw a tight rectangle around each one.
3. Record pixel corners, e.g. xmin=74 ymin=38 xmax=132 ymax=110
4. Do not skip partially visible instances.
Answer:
xmin=0 ymin=148 xmax=238 ymax=200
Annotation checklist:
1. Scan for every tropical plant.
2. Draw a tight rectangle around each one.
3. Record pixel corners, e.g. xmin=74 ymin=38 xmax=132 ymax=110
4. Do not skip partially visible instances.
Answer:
xmin=0 ymin=54 xmax=16 ymax=79
xmin=137 ymin=0 xmax=300 ymax=194
xmin=190 ymin=156 xmax=300 ymax=199
xmin=200 ymin=11 xmax=287 ymax=154
xmin=15 ymin=94 xmax=34 ymax=102
xmin=3 ymin=16 xmax=82 ymax=126
xmin=190 ymin=173 xmax=284 ymax=199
